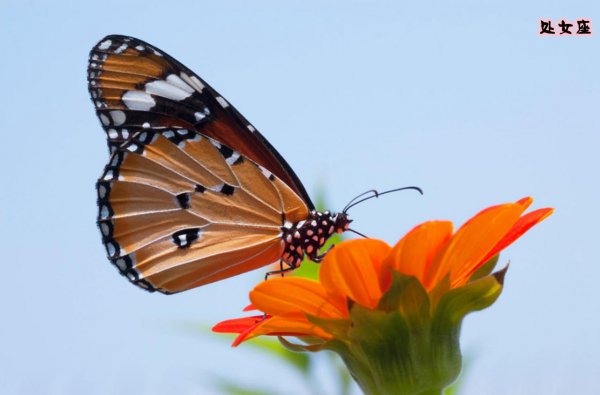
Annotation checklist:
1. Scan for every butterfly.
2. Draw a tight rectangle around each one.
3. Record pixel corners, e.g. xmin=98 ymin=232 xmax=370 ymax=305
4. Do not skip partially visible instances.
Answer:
xmin=88 ymin=35 xmax=358 ymax=294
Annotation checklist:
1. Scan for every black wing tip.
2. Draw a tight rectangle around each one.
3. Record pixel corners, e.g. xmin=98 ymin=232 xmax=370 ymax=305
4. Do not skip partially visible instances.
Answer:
xmin=93 ymin=34 xmax=141 ymax=45
xmin=89 ymin=34 xmax=153 ymax=59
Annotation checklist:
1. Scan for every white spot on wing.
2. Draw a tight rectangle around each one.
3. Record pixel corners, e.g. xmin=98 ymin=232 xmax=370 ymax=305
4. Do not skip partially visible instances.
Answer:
xmin=98 ymin=39 xmax=112 ymax=50
xmin=194 ymin=112 xmax=206 ymax=122
xmin=209 ymin=183 xmax=224 ymax=192
xmin=108 ymin=129 xmax=118 ymax=139
xmin=247 ymin=124 xmax=256 ymax=132
xmin=180 ymin=73 xmax=205 ymax=92
xmin=110 ymin=110 xmax=126 ymax=126
xmin=163 ymin=130 xmax=175 ymax=138
xmin=114 ymin=43 xmax=128 ymax=54
xmin=135 ymin=45 xmax=145 ymax=51
xmin=166 ymin=74 xmax=194 ymax=93
xmin=114 ymin=258 xmax=127 ymax=271
xmin=100 ymin=114 xmax=110 ymax=126
xmin=226 ymin=152 xmax=241 ymax=165
xmin=98 ymin=185 xmax=107 ymax=198
xmin=260 ymin=167 xmax=272 ymax=179
xmin=145 ymin=80 xmax=192 ymax=101
xmin=216 ymin=96 xmax=229 ymax=108
xmin=123 ymin=90 xmax=156 ymax=111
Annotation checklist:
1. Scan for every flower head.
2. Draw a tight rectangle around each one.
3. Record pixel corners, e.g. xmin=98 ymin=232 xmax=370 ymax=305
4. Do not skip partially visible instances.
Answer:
xmin=214 ymin=198 xmax=552 ymax=394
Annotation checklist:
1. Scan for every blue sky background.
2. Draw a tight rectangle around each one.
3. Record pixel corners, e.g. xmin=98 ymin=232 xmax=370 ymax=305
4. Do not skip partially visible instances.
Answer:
xmin=0 ymin=0 xmax=598 ymax=394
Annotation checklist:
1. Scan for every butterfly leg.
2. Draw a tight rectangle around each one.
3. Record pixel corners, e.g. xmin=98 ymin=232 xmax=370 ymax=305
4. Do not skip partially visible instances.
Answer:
xmin=312 ymin=244 xmax=335 ymax=263
xmin=264 ymin=259 xmax=297 ymax=280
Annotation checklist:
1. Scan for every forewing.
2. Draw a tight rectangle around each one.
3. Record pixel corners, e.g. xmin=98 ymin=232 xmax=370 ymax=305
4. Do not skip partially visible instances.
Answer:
xmin=97 ymin=128 xmax=309 ymax=293
xmin=88 ymin=35 xmax=313 ymax=208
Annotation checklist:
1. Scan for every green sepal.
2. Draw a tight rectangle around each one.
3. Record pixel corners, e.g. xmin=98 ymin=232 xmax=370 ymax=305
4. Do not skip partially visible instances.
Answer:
xmin=433 ymin=270 xmax=506 ymax=329
xmin=426 ymin=270 xmax=505 ymax=388
xmin=428 ymin=274 xmax=451 ymax=312
xmin=322 ymin=303 xmax=455 ymax=395
xmin=306 ymin=314 xmax=351 ymax=340
xmin=277 ymin=336 xmax=326 ymax=353
xmin=468 ymin=254 xmax=500 ymax=282
xmin=377 ymin=271 xmax=431 ymax=329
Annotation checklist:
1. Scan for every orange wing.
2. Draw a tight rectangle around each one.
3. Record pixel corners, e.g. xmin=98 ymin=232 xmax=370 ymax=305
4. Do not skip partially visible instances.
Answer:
xmin=88 ymin=35 xmax=313 ymax=209
xmin=97 ymin=128 xmax=309 ymax=293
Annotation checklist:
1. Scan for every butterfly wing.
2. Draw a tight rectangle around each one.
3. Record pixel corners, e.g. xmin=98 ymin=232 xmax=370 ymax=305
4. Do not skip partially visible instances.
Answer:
xmin=98 ymin=127 xmax=309 ymax=293
xmin=88 ymin=34 xmax=313 ymax=209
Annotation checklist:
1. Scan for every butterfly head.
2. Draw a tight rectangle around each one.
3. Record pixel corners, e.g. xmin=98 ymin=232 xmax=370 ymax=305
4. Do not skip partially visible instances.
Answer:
xmin=332 ymin=211 xmax=352 ymax=234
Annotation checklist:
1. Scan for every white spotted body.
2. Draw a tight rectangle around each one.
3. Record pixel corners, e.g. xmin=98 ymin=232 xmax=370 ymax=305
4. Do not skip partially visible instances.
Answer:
xmin=281 ymin=211 xmax=351 ymax=267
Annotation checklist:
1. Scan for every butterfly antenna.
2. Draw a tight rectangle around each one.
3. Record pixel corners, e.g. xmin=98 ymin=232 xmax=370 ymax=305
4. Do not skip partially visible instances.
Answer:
xmin=348 ymin=228 xmax=369 ymax=239
xmin=343 ymin=186 xmax=423 ymax=213
xmin=342 ymin=189 xmax=379 ymax=212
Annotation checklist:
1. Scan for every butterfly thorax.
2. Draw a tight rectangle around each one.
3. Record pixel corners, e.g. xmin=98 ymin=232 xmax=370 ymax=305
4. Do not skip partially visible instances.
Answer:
xmin=281 ymin=211 xmax=351 ymax=267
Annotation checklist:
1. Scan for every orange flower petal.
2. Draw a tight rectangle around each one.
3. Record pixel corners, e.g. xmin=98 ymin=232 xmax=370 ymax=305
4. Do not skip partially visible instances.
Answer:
xmin=383 ymin=221 xmax=454 ymax=284
xmin=424 ymin=199 xmax=530 ymax=289
xmin=212 ymin=315 xmax=266 ymax=334
xmin=250 ymin=277 xmax=347 ymax=319
xmin=244 ymin=313 xmax=332 ymax=342
xmin=517 ymin=196 xmax=534 ymax=210
xmin=212 ymin=315 xmax=269 ymax=347
xmin=458 ymin=207 xmax=554 ymax=282
xmin=319 ymin=239 xmax=391 ymax=309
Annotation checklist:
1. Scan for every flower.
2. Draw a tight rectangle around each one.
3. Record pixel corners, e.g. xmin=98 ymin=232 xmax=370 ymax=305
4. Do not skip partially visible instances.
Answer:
xmin=213 ymin=197 xmax=552 ymax=395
